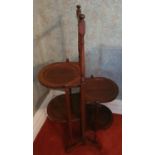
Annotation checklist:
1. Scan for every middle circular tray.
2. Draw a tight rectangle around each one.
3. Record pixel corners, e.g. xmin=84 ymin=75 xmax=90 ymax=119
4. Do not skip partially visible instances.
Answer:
xmin=82 ymin=77 xmax=119 ymax=103
xmin=47 ymin=93 xmax=80 ymax=123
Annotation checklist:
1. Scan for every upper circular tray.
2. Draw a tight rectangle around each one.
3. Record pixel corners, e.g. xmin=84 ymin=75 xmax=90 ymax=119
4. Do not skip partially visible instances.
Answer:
xmin=38 ymin=62 xmax=81 ymax=88
xmin=82 ymin=77 xmax=119 ymax=103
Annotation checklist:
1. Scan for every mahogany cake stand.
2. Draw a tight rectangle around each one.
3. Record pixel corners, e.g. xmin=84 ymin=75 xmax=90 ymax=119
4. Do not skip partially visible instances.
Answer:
xmin=37 ymin=6 xmax=119 ymax=151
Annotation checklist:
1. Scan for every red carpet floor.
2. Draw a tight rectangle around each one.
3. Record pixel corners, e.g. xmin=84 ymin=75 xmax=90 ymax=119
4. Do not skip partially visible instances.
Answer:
xmin=34 ymin=114 xmax=122 ymax=155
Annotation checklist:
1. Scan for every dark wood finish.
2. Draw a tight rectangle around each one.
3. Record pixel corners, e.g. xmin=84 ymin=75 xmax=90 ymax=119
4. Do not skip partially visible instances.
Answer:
xmin=83 ymin=77 xmax=119 ymax=103
xmin=65 ymin=88 xmax=73 ymax=144
xmin=76 ymin=5 xmax=85 ymax=80
xmin=47 ymin=93 xmax=112 ymax=129
xmin=37 ymin=5 xmax=119 ymax=151
xmin=78 ymin=14 xmax=85 ymax=79
xmin=38 ymin=62 xmax=81 ymax=88
xmin=47 ymin=93 xmax=80 ymax=122
xmin=80 ymin=76 xmax=118 ymax=146
xmin=76 ymin=5 xmax=81 ymax=19
xmin=80 ymin=83 xmax=86 ymax=142
xmin=86 ymin=104 xmax=113 ymax=130
xmin=76 ymin=7 xmax=86 ymax=142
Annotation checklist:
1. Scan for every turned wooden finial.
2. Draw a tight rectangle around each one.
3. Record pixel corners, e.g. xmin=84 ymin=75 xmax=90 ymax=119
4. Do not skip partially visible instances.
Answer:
xmin=76 ymin=5 xmax=81 ymax=9
xmin=76 ymin=5 xmax=81 ymax=18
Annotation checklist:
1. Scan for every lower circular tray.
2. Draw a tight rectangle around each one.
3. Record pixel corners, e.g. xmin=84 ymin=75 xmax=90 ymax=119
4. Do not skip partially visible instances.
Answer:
xmin=47 ymin=93 xmax=113 ymax=130
xmin=86 ymin=104 xmax=113 ymax=130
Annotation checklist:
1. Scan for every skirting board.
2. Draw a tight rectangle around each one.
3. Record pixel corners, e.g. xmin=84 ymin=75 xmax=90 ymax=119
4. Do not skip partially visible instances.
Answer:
xmin=33 ymin=90 xmax=64 ymax=141
xmin=33 ymin=90 xmax=122 ymax=141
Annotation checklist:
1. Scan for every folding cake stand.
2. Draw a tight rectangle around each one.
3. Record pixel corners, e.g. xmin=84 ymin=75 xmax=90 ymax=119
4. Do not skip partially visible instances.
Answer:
xmin=38 ymin=5 xmax=118 ymax=151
